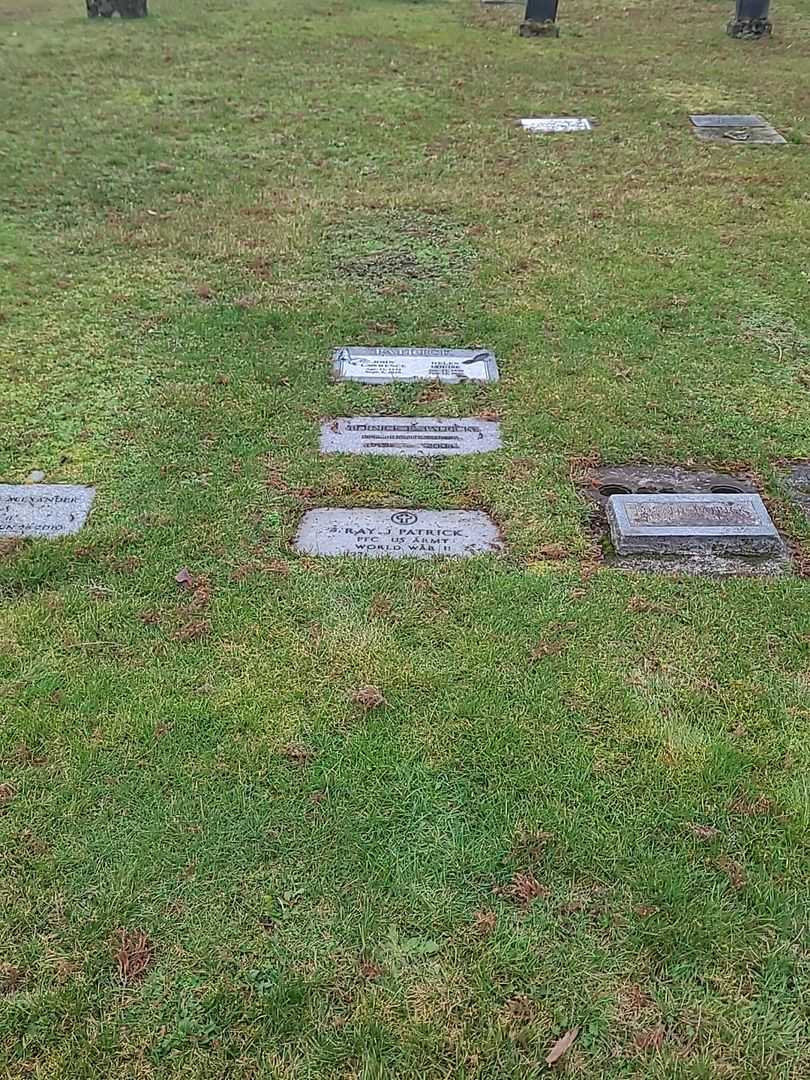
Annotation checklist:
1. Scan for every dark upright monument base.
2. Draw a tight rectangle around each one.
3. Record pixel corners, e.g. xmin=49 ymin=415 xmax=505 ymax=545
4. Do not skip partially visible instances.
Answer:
xmin=520 ymin=0 xmax=559 ymax=37
xmin=726 ymin=16 xmax=772 ymax=38
xmin=727 ymin=1 xmax=771 ymax=38
xmin=519 ymin=19 xmax=560 ymax=37
xmin=87 ymin=0 xmax=148 ymax=16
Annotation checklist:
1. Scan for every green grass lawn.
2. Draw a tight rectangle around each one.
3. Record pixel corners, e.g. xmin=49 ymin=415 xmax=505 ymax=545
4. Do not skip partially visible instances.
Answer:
xmin=1 ymin=1 xmax=809 ymax=1076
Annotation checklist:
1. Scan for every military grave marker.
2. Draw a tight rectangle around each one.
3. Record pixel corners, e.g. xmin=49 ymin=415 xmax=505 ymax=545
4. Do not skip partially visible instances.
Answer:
xmin=294 ymin=509 xmax=503 ymax=559
xmin=0 ymin=485 xmax=96 ymax=539
xmin=320 ymin=417 xmax=502 ymax=457
xmin=607 ymin=493 xmax=784 ymax=558
xmin=332 ymin=347 xmax=499 ymax=385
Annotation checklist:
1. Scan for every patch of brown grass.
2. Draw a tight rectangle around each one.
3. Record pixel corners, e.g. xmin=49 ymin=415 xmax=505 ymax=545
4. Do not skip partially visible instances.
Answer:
xmin=114 ymin=929 xmax=154 ymax=985
xmin=493 ymin=871 xmax=549 ymax=908
xmin=348 ymin=685 xmax=386 ymax=711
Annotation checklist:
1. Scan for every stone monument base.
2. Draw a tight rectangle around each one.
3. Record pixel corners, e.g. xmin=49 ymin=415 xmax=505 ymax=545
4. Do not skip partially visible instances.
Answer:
xmin=519 ymin=19 xmax=560 ymax=38
xmin=726 ymin=16 xmax=772 ymax=38
xmin=87 ymin=0 xmax=148 ymax=16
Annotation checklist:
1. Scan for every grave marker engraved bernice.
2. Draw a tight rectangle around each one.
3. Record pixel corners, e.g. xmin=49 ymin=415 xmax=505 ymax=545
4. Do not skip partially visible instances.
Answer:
xmin=294 ymin=509 xmax=503 ymax=559
xmin=320 ymin=417 xmax=502 ymax=457
xmin=519 ymin=118 xmax=592 ymax=133
xmin=607 ymin=493 xmax=784 ymax=557
xmin=0 ymin=484 xmax=96 ymax=538
xmin=332 ymin=347 xmax=499 ymax=385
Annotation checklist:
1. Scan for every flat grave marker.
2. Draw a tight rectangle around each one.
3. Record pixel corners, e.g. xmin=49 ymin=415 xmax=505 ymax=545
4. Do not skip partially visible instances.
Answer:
xmin=519 ymin=117 xmax=592 ymax=133
xmin=294 ymin=509 xmax=503 ymax=559
xmin=689 ymin=114 xmax=786 ymax=145
xmin=332 ymin=347 xmax=499 ymax=385
xmin=0 ymin=484 xmax=96 ymax=539
xmin=607 ymin=493 xmax=784 ymax=558
xmin=320 ymin=417 xmax=502 ymax=457
xmin=689 ymin=114 xmax=768 ymax=128
xmin=785 ymin=465 xmax=810 ymax=518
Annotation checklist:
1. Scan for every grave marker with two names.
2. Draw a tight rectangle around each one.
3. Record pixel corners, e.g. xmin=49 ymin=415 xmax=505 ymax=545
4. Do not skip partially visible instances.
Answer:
xmin=0 ymin=485 xmax=96 ymax=539
xmin=320 ymin=417 xmax=502 ymax=457
xmin=332 ymin=347 xmax=499 ymax=385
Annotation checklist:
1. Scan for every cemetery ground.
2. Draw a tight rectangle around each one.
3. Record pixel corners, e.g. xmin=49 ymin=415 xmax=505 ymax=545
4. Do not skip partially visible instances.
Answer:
xmin=1 ymin=0 xmax=809 ymax=1076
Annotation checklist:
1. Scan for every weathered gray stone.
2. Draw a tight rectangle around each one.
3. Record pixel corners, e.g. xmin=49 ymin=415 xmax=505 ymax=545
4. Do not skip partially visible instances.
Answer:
xmin=519 ymin=117 xmax=591 ymax=133
xmin=785 ymin=465 xmax=810 ymax=517
xmin=87 ymin=0 xmax=147 ymax=15
xmin=332 ymin=347 xmax=499 ymax=385
xmin=607 ymin=493 xmax=784 ymax=557
xmin=689 ymin=114 xmax=768 ymax=128
xmin=581 ymin=464 xmax=754 ymax=507
xmin=0 ymin=484 xmax=95 ymax=539
xmin=319 ymin=417 xmax=502 ymax=457
xmin=294 ymin=509 xmax=503 ymax=559
xmin=694 ymin=125 xmax=786 ymax=145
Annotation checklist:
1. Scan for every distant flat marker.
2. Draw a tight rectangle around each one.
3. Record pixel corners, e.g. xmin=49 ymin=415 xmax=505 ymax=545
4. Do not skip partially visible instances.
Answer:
xmin=689 ymin=114 xmax=786 ymax=145
xmin=519 ymin=118 xmax=592 ymax=133
xmin=689 ymin=114 xmax=768 ymax=128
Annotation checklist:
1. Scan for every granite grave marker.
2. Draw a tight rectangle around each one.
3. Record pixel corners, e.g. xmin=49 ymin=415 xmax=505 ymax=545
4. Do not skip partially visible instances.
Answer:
xmin=607 ymin=493 xmax=783 ymax=558
xmin=519 ymin=117 xmax=591 ymax=133
xmin=332 ymin=347 xmax=499 ymax=385
xmin=689 ymin=114 xmax=786 ymax=145
xmin=320 ymin=417 xmax=502 ymax=457
xmin=294 ymin=509 xmax=503 ymax=559
xmin=0 ymin=485 xmax=96 ymax=539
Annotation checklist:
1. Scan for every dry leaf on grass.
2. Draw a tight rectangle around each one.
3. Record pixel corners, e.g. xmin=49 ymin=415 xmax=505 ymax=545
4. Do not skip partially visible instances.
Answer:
xmin=473 ymin=909 xmax=497 ymax=936
xmin=349 ymin=685 xmax=386 ymax=711
xmin=493 ymin=871 xmax=549 ymax=908
xmin=503 ymin=994 xmax=536 ymax=1023
xmin=114 ymin=929 xmax=154 ymax=985
xmin=533 ymin=543 xmax=569 ymax=561
xmin=279 ymin=744 xmax=315 ymax=766
xmin=530 ymin=641 xmax=565 ymax=661
xmin=718 ymin=857 xmax=746 ymax=890
xmin=359 ymin=959 xmax=384 ymax=981
xmin=545 ymin=1026 xmax=579 ymax=1066
xmin=0 ymin=783 xmax=15 ymax=806
xmin=369 ymin=595 xmax=393 ymax=618
xmin=0 ymin=539 xmax=23 ymax=559
xmin=634 ymin=904 xmax=660 ymax=918
xmin=172 ymin=619 xmax=211 ymax=643
xmin=175 ymin=567 xmax=194 ymax=587
xmin=730 ymin=793 xmax=775 ymax=816
xmin=633 ymin=1024 xmax=666 ymax=1051
xmin=0 ymin=964 xmax=23 ymax=994
xmin=687 ymin=822 xmax=720 ymax=841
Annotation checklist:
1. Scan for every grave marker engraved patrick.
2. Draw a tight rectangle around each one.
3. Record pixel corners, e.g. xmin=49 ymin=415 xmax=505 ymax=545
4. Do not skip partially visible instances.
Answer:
xmin=607 ymin=493 xmax=783 ymax=557
xmin=320 ymin=417 xmax=502 ymax=457
xmin=332 ymin=347 xmax=499 ymax=385
xmin=294 ymin=509 xmax=503 ymax=559
xmin=0 ymin=485 xmax=96 ymax=538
